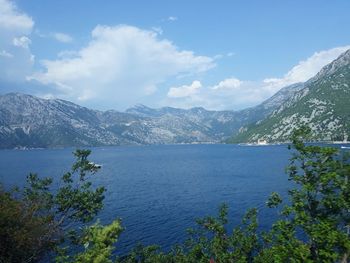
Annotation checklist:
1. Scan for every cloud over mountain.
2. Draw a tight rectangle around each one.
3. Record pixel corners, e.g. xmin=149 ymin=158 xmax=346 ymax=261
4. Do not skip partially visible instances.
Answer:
xmin=262 ymin=46 xmax=350 ymax=90
xmin=168 ymin=81 xmax=202 ymax=98
xmin=31 ymin=25 xmax=215 ymax=108
xmin=165 ymin=46 xmax=350 ymax=110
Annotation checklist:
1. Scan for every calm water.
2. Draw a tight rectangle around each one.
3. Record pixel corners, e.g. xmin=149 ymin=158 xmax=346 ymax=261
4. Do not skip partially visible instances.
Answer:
xmin=0 ymin=144 xmax=293 ymax=254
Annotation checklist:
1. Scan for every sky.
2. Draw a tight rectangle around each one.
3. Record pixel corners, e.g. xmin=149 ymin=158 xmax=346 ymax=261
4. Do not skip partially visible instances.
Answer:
xmin=1 ymin=0 xmax=350 ymax=111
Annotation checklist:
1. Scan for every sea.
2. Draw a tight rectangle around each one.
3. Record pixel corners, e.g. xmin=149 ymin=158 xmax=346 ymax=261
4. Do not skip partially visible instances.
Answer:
xmin=0 ymin=144 xmax=301 ymax=255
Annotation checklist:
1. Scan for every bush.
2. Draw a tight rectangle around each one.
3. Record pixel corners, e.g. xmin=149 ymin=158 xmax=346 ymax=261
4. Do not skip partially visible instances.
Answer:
xmin=0 ymin=149 xmax=107 ymax=263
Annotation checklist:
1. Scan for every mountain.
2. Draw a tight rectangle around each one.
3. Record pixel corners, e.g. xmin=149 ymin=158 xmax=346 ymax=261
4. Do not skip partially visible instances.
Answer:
xmin=0 ymin=93 xmax=124 ymax=148
xmin=0 ymin=93 xmax=230 ymax=148
xmin=0 ymin=62 xmax=315 ymax=149
xmin=126 ymin=104 xmax=243 ymax=140
xmin=125 ymin=83 xmax=305 ymax=139
xmin=233 ymin=82 xmax=305 ymax=125
xmin=229 ymin=49 xmax=350 ymax=143
xmin=0 ymin=76 xmax=306 ymax=149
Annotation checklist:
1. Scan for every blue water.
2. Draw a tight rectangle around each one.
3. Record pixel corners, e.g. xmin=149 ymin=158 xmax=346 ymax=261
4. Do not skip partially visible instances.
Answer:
xmin=0 ymin=144 xmax=293 ymax=254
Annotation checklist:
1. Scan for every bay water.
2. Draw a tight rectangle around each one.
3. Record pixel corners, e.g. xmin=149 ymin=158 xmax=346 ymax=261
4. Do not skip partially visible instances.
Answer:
xmin=0 ymin=144 xmax=292 ymax=254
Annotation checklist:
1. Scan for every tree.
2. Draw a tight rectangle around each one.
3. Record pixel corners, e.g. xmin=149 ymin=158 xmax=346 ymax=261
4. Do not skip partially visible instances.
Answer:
xmin=56 ymin=220 xmax=123 ymax=263
xmin=0 ymin=149 xmax=108 ymax=262
xmin=261 ymin=128 xmax=350 ymax=262
xmin=0 ymin=186 xmax=55 ymax=263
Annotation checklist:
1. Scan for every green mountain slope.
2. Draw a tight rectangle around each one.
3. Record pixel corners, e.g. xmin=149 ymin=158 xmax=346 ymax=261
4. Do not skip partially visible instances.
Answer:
xmin=229 ymin=49 xmax=350 ymax=143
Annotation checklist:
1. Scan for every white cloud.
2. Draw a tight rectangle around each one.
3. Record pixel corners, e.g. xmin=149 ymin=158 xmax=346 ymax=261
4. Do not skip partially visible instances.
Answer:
xmin=52 ymin=32 xmax=73 ymax=43
xmin=0 ymin=0 xmax=34 ymax=33
xmin=164 ymin=45 xmax=350 ymax=110
xmin=57 ymin=50 xmax=79 ymax=59
xmin=13 ymin=36 xmax=31 ymax=48
xmin=35 ymin=30 xmax=73 ymax=43
xmin=0 ymin=0 xmax=34 ymax=83
xmin=151 ymin=27 xmax=163 ymax=35
xmin=213 ymin=54 xmax=223 ymax=60
xmin=0 ymin=50 xmax=13 ymax=58
xmin=164 ymin=78 xmax=261 ymax=110
xmin=212 ymin=78 xmax=242 ymax=90
xmin=168 ymin=16 xmax=178 ymax=21
xmin=31 ymin=25 xmax=215 ymax=108
xmin=168 ymin=80 xmax=202 ymax=98
xmin=263 ymin=45 xmax=350 ymax=90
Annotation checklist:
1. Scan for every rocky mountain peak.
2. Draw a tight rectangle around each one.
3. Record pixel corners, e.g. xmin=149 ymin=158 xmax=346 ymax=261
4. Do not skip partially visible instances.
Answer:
xmin=310 ymin=48 xmax=350 ymax=83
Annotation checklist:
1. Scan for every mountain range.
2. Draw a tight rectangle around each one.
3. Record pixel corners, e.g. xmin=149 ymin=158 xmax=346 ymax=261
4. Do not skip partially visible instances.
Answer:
xmin=0 ymin=49 xmax=349 ymax=148
xmin=0 ymin=86 xmax=298 ymax=148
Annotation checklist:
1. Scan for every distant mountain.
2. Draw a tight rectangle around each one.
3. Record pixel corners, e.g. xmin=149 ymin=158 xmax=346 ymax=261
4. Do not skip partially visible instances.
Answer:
xmin=0 ymin=82 xmax=301 ymax=148
xmin=229 ymin=49 xmax=350 ymax=143
xmin=0 ymin=93 xmax=124 ymax=148
xmin=234 ymin=82 xmax=305 ymax=125
xmin=0 ymin=60 xmax=316 ymax=149
xmin=125 ymin=83 xmax=305 ymax=139
xmin=126 ymin=104 xmax=243 ymax=140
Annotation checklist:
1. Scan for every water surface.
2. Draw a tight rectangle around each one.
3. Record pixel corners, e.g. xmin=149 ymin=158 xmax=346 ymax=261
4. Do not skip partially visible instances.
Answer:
xmin=0 ymin=144 xmax=292 ymax=254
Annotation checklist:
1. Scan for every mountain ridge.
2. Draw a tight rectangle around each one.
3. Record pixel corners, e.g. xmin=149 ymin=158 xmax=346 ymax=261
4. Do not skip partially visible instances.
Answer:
xmin=0 ymin=83 xmax=300 ymax=148
xmin=229 ymin=49 xmax=350 ymax=143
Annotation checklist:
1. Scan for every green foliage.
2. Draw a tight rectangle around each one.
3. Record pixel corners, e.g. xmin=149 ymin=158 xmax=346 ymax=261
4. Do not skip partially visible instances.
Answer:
xmin=283 ymin=129 xmax=350 ymax=261
xmin=118 ymin=205 xmax=260 ymax=263
xmin=266 ymin=192 xmax=282 ymax=208
xmin=56 ymin=220 xmax=123 ymax=263
xmin=0 ymin=149 xmax=106 ymax=263
xmin=0 ymin=186 xmax=55 ymax=263
xmin=258 ymin=127 xmax=350 ymax=262
xmin=118 ymin=244 xmax=173 ymax=263
xmin=56 ymin=149 xmax=105 ymax=224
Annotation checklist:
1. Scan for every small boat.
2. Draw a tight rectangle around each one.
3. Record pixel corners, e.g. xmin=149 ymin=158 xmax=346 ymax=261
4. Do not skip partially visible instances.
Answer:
xmin=89 ymin=162 xmax=102 ymax=168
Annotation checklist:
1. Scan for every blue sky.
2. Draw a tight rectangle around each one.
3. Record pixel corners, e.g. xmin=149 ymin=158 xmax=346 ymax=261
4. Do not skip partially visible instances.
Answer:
xmin=1 ymin=0 xmax=350 ymax=110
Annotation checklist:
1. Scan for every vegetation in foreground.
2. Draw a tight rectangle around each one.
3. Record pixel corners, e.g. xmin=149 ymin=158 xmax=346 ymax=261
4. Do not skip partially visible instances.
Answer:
xmin=1 ymin=128 xmax=350 ymax=263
